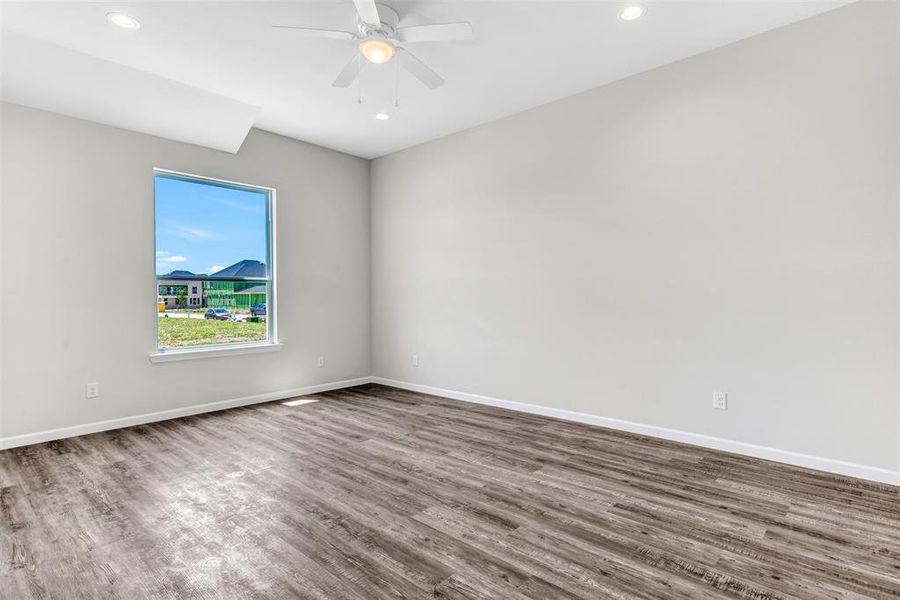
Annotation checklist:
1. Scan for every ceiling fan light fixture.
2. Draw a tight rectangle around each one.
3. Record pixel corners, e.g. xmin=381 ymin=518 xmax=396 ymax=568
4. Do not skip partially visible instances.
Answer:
xmin=359 ymin=38 xmax=395 ymax=64
xmin=618 ymin=4 xmax=647 ymax=21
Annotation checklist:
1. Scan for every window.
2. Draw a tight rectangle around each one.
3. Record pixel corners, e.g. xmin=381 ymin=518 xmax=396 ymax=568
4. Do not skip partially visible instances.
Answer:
xmin=154 ymin=170 xmax=275 ymax=353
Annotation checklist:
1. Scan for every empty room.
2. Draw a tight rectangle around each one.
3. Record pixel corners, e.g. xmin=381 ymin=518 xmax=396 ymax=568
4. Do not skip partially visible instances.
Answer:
xmin=1 ymin=0 xmax=898 ymax=598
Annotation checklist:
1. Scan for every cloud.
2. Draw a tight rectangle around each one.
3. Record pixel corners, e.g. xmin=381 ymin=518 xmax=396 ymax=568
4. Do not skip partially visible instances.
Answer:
xmin=213 ymin=197 xmax=265 ymax=215
xmin=197 ymin=191 xmax=266 ymax=215
xmin=156 ymin=251 xmax=188 ymax=264
xmin=166 ymin=225 xmax=223 ymax=241
xmin=206 ymin=265 xmax=224 ymax=274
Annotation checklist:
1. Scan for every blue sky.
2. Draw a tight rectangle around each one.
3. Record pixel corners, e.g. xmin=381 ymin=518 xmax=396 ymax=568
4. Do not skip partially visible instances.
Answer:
xmin=155 ymin=175 xmax=269 ymax=276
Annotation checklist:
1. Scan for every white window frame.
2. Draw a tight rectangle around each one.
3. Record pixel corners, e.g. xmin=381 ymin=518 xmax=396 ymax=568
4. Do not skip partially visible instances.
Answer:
xmin=150 ymin=168 xmax=279 ymax=363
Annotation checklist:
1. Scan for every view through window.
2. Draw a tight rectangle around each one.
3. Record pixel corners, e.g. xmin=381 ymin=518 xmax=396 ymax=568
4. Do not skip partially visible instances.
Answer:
xmin=154 ymin=170 xmax=274 ymax=351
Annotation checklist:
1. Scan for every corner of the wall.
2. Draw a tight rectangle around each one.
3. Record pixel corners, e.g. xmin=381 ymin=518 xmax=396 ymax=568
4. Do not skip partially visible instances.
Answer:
xmin=895 ymin=0 xmax=900 ymax=474
xmin=365 ymin=159 xmax=375 ymax=378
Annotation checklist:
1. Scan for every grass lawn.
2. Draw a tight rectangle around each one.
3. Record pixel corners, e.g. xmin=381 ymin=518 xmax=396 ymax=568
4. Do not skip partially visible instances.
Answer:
xmin=158 ymin=317 xmax=266 ymax=348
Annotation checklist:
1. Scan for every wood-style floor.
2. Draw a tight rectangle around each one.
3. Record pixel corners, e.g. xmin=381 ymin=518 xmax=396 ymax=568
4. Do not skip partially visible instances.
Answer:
xmin=1 ymin=384 xmax=898 ymax=599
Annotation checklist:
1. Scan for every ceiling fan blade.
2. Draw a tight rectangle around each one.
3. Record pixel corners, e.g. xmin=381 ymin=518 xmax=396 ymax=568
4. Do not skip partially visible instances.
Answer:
xmin=353 ymin=0 xmax=381 ymax=27
xmin=272 ymin=25 xmax=357 ymax=40
xmin=332 ymin=53 xmax=362 ymax=88
xmin=397 ymin=48 xmax=444 ymax=90
xmin=395 ymin=22 xmax=473 ymax=43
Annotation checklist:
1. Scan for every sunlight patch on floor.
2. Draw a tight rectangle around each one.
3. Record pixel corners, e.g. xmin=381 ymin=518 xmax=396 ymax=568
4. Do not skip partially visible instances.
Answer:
xmin=282 ymin=398 xmax=319 ymax=407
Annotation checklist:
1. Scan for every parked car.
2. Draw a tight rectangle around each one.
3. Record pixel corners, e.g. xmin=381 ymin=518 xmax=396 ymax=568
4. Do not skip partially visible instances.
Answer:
xmin=250 ymin=303 xmax=267 ymax=317
xmin=205 ymin=308 xmax=232 ymax=321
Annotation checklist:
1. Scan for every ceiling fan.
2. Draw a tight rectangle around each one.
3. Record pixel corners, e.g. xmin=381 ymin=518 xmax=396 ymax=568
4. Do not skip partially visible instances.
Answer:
xmin=273 ymin=0 xmax=473 ymax=90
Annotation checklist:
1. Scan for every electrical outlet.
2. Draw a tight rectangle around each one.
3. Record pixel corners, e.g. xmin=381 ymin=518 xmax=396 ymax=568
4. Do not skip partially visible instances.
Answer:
xmin=712 ymin=392 xmax=728 ymax=410
xmin=85 ymin=382 xmax=100 ymax=399
xmin=317 ymin=356 xmax=325 ymax=368
xmin=412 ymin=354 xmax=419 ymax=367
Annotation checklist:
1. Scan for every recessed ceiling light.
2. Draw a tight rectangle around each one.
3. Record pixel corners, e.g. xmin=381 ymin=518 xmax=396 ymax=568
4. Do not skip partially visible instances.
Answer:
xmin=375 ymin=113 xmax=390 ymax=121
xmin=618 ymin=4 xmax=646 ymax=22
xmin=107 ymin=12 xmax=141 ymax=30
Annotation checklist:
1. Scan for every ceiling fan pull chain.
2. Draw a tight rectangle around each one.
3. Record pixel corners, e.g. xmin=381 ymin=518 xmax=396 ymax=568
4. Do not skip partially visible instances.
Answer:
xmin=357 ymin=55 xmax=363 ymax=104
xmin=394 ymin=57 xmax=400 ymax=107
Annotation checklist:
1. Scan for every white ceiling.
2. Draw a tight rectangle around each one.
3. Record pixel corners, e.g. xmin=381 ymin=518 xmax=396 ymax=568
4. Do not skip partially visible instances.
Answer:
xmin=1 ymin=1 xmax=850 ymax=159
xmin=2 ymin=32 xmax=260 ymax=153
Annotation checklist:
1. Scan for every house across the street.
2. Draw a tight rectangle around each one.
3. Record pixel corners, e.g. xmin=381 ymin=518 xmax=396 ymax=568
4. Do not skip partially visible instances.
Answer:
xmin=158 ymin=261 xmax=268 ymax=311
xmin=204 ymin=260 xmax=268 ymax=310
xmin=158 ymin=270 xmax=205 ymax=309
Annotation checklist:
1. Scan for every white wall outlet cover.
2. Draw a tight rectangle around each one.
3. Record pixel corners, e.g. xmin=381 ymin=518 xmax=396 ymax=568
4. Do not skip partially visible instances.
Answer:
xmin=412 ymin=354 xmax=419 ymax=367
xmin=713 ymin=392 xmax=728 ymax=410
xmin=317 ymin=356 xmax=325 ymax=368
xmin=85 ymin=382 xmax=100 ymax=399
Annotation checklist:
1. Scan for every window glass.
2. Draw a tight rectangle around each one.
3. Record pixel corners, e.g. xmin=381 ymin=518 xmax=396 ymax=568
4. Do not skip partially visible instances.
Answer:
xmin=154 ymin=171 xmax=274 ymax=351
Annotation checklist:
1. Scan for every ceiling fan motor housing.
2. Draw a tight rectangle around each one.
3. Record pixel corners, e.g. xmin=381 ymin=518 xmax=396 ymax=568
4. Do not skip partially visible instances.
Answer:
xmin=358 ymin=3 xmax=400 ymax=37
xmin=274 ymin=0 xmax=463 ymax=90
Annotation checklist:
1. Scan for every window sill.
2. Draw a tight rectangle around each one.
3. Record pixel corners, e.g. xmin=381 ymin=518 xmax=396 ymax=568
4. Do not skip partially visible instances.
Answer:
xmin=150 ymin=342 xmax=282 ymax=363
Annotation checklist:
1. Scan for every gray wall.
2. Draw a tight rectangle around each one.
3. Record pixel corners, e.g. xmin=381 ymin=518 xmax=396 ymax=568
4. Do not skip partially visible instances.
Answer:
xmin=371 ymin=2 xmax=900 ymax=470
xmin=0 ymin=102 xmax=371 ymax=438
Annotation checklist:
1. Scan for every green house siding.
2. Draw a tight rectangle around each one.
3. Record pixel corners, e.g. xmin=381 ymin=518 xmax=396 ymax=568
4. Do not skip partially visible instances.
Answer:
xmin=242 ymin=293 xmax=267 ymax=308
xmin=204 ymin=281 xmax=267 ymax=310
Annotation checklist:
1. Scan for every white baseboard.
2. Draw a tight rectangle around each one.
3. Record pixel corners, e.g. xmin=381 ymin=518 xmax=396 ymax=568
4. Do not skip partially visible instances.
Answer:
xmin=370 ymin=377 xmax=900 ymax=487
xmin=5 ymin=375 xmax=898 ymax=487
xmin=0 ymin=377 xmax=373 ymax=450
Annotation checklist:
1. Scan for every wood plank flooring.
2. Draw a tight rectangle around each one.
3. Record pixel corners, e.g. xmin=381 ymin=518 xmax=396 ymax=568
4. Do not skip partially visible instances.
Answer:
xmin=1 ymin=383 xmax=898 ymax=599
